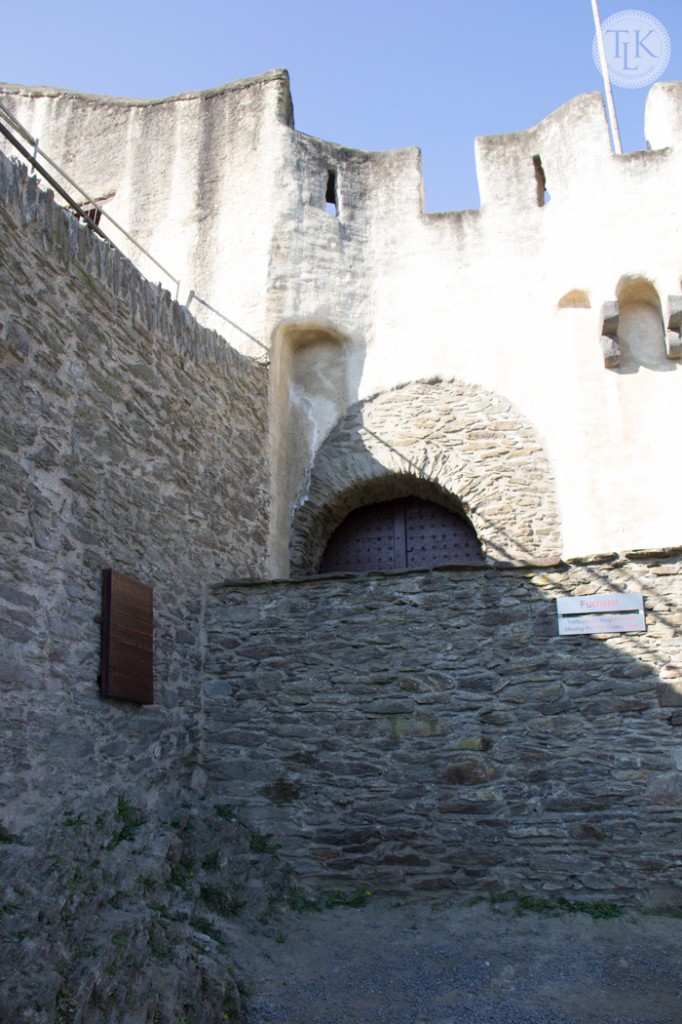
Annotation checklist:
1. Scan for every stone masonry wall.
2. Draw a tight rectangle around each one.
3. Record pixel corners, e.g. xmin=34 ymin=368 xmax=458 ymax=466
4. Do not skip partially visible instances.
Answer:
xmin=202 ymin=551 xmax=682 ymax=909
xmin=0 ymin=152 xmax=270 ymax=832
xmin=289 ymin=379 xmax=563 ymax=576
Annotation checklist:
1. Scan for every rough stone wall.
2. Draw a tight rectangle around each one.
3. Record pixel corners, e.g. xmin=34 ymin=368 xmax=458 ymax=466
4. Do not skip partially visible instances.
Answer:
xmin=0 ymin=151 xmax=270 ymax=832
xmin=289 ymin=379 xmax=563 ymax=576
xmin=202 ymin=550 xmax=682 ymax=909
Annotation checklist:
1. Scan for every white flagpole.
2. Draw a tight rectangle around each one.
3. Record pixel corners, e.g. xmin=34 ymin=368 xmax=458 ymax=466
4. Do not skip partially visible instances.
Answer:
xmin=591 ymin=0 xmax=623 ymax=154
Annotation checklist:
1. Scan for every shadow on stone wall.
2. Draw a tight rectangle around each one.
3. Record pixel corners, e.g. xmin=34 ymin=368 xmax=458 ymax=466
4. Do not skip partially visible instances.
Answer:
xmin=202 ymin=551 xmax=682 ymax=909
xmin=289 ymin=378 xmax=563 ymax=577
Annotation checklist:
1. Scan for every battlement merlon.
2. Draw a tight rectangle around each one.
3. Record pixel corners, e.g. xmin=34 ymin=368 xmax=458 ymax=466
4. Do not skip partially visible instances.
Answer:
xmin=474 ymin=84 xmax=682 ymax=213
xmin=475 ymin=92 xmax=609 ymax=209
xmin=645 ymin=81 xmax=682 ymax=149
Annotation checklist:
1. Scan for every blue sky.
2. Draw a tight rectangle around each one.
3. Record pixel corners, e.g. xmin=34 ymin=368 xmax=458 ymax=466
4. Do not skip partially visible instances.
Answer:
xmin=2 ymin=1 xmax=681 ymax=211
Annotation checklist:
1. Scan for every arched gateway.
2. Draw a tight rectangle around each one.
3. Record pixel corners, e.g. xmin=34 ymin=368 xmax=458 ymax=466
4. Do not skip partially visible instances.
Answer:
xmin=289 ymin=379 xmax=562 ymax=577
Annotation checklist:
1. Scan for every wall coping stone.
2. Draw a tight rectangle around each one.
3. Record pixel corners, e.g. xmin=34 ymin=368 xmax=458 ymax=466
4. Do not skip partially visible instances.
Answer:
xmin=0 ymin=150 xmax=265 ymax=382
xmin=210 ymin=546 xmax=682 ymax=591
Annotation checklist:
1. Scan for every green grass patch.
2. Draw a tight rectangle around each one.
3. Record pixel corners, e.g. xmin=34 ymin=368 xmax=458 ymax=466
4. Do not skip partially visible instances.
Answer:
xmin=171 ymin=816 xmax=195 ymax=835
xmin=105 ymin=797 xmax=145 ymax=850
xmin=215 ymin=803 xmax=236 ymax=821
xmin=169 ymin=855 xmax=194 ymax=890
xmin=515 ymin=894 xmax=622 ymax=919
xmin=202 ymin=851 xmax=220 ymax=872
xmin=0 ymin=823 xmax=18 ymax=844
xmin=288 ymin=887 xmax=320 ymax=913
xmin=484 ymin=892 xmax=623 ymax=919
xmin=199 ymin=884 xmax=244 ymax=917
xmin=325 ymin=887 xmax=372 ymax=909
xmin=66 ymin=867 xmax=87 ymax=892
xmin=250 ymin=832 xmax=281 ymax=854
xmin=63 ymin=813 xmax=85 ymax=836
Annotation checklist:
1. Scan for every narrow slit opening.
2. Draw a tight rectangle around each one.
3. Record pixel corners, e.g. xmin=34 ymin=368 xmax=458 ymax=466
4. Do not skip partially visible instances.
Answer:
xmin=325 ymin=169 xmax=338 ymax=216
xmin=532 ymin=155 xmax=550 ymax=207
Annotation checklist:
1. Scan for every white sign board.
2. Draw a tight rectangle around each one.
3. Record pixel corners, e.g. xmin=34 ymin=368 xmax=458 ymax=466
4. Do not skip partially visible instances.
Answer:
xmin=556 ymin=593 xmax=645 ymax=636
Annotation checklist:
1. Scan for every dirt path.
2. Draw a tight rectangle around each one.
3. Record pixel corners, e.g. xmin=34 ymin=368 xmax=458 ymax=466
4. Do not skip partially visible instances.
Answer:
xmin=231 ymin=899 xmax=682 ymax=1024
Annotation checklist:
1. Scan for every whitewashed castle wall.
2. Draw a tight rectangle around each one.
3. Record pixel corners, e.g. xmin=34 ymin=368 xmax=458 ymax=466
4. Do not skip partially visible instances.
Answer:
xmin=3 ymin=73 xmax=680 ymax=570
xmin=0 ymin=71 xmax=294 ymax=359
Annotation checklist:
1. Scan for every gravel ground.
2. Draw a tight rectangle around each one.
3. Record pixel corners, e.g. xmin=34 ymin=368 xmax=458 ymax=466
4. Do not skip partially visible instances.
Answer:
xmin=232 ymin=899 xmax=682 ymax=1024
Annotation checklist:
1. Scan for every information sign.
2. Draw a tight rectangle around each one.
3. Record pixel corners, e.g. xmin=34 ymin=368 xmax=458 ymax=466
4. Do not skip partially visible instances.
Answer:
xmin=556 ymin=593 xmax=645 ymax=636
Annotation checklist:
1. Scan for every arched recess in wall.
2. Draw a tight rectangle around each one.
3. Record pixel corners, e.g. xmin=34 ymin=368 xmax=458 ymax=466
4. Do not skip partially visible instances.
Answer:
xmin=289 ymin=379 xmax=562 ymax=577
xmin=615 ymin=277 xmax=669 ymax=372
xmin=268 ymin=320 xmax=365 ymax=577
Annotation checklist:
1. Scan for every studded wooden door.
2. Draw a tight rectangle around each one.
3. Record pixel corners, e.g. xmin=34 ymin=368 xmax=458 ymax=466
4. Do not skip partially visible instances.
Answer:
xmin=319 ymin=498 xmax=482 ymax=573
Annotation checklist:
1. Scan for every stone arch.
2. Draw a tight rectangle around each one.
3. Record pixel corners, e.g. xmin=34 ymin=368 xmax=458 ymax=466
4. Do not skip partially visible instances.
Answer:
xmin=615 ymin=276 xmax=670 ymax=371
xmin=289 ymin=379 xmax=562 ymax=577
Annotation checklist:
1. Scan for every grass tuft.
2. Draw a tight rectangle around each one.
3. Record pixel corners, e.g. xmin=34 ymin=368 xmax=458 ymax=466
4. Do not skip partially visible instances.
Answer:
xmin=486 ymin=891 xmax=623 ymax=919
xmin=0 ymin=823 xmax=19 ymax=844
xmin=105 ymin=797 xmax=146 ymax=850
xmin=325 ymin=887 xmax=372 ymax=909
xmin=199 ymin=885 xmax=244 ymax=918
xmin=249 ymin=833 xmax=280 ymax=854
xmin=288 ymin=887 xmax=320 ymax=913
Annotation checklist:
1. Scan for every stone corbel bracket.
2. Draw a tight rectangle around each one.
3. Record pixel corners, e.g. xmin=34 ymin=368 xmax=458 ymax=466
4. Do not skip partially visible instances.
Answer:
xmin=666 ymin=295 xmax=682 ymax=359
xmin=600 ymin=301 xmax=620 ymax=368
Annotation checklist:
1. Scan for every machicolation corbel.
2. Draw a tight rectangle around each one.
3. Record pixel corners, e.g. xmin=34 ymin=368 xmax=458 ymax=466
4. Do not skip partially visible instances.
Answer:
xmin=665 ymin=295 xmax=682 ymax=359
xmin=600 ymin=301 xmax=620 ymax=368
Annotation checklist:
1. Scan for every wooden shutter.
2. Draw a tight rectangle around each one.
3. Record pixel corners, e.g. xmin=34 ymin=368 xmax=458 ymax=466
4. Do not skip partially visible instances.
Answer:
xmin=101 ymin=569 xmax=154 ymax=704
xmin=319 ymin=498 xmax=483 ymax=573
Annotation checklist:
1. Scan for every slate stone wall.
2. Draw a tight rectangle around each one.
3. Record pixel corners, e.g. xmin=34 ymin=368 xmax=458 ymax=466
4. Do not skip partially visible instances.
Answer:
xmin=202 ymin=551 xmax=682 ymax=908
xmin=0 ymin=153 xmax=270 ymax=830
xmin=289 ymin=379 xmax=563 ymax=577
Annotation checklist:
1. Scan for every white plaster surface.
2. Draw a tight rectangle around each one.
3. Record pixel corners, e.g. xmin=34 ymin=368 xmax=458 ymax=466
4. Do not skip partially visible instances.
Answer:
xmin=2 ymin=73 xmax=681 ymax=565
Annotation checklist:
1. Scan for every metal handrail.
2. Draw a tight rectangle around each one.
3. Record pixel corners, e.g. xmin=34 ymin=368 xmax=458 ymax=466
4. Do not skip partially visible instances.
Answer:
xmin=0 ymin=99 xmax=269 ymax=355
xmin=0 ymin=119 xmax=109 ymax=240
xmin=0 ymin=100 xmax=180 ymax=298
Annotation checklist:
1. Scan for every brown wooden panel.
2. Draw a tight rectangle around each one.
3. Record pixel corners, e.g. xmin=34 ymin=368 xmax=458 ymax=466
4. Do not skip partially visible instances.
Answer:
xmin=319 ymin=498 xmax=483 ymax=573
xmin=101 ymin=569 xmax=153 ymax=704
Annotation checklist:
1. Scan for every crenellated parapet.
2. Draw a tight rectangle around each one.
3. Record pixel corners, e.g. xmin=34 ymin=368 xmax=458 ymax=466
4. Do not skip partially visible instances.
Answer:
xmin=474 ymin=90 xmax=612 ymax=211
xmin=1 ymin=71 xmax=681 ymax=564
xmin=0 ymin=73 xmax=680 ymax=319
